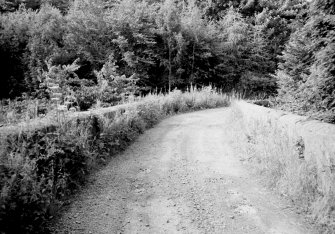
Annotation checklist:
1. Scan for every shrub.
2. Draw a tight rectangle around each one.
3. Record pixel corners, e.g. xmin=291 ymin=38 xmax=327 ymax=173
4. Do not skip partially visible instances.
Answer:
xmin=0 ymin=120 xmax=94 ymax=233
xmin=74 ymin=86 xmax=98 ymax=111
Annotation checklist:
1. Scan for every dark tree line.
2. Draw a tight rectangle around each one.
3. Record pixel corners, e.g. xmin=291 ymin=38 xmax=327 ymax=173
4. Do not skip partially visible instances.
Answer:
xmin=0 ymin=0 xmax=334 ymax=121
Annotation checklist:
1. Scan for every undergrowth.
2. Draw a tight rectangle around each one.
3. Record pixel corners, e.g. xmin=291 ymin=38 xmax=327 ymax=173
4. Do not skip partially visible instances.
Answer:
xmin=0 ymin=87 xmax=230 ymax=234
xmin=0 ymin=98 xmax=51 ymax=126
xmin=229 ymin=103 xmax=335 ymax=233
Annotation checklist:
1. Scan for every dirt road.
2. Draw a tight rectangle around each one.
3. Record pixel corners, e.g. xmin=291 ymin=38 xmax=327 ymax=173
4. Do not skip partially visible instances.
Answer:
xmin=53 ymin=108 xmax=317 ymax=234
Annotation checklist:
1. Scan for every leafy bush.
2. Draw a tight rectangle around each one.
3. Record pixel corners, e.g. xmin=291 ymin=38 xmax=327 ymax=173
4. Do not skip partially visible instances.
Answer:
xmin=74 ymin=86 xmax=97 ymax=111
xmin=93 ymin=57 xmax=139 ymax=107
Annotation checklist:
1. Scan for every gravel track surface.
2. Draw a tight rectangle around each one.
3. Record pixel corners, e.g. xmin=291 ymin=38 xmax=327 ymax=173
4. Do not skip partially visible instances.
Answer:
xmin=53 ymin=108 xmax=317 ymax=234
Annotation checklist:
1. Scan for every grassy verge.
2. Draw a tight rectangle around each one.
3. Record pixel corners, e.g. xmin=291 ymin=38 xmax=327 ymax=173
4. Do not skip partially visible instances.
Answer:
xmin=0 ymin=87 xmax=230 ymax=234
xmin=229 ymin=102 xmax=335 ymax=233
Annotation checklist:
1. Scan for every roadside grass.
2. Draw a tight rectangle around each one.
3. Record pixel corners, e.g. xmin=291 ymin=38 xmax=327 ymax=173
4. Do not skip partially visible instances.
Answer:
xmin=229 ymin=102 xmax=335 ymax=233
xmin=0 ymin=87 xmax=230 ymax=234
xmin=0 ymin=98 xmax=52 ymax=126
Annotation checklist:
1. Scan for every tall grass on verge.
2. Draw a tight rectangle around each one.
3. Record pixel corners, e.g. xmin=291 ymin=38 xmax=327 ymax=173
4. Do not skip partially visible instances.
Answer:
xmin=0 ymin=98 xmax=51 ymax=126
xmin=229 ymin=102 xmax=335 ymax=233
xmin=0 ymin=87 xmax=230 ymax=234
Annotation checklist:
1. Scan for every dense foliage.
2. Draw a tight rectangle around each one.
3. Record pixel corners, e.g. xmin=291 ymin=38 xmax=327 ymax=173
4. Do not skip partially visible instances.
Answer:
xmin=277 ymin=0 xmax=335 ymax=122
xmin=0 ymin=0 xmax=305 ymax=100
xmin=2 ymin=1 xmax=334 ymax=121
xmin=2 ymin=0 xmax=333 ymax=121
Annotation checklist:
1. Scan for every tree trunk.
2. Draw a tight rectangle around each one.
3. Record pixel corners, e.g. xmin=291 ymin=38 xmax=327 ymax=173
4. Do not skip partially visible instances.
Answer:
xmin=168 ymin=42 xmax=172 ymax=92
xmin=191 ymin=42 xmax=196 ymax=82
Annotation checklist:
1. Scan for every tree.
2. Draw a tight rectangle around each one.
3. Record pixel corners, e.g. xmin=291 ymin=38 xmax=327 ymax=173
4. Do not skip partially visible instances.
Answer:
xmin=156 ymin=0 xmax=182 ymax=91
xmin=214 ymin=7 xmax=250 ymax=90
xmin=104 ymin=0 xmax=159 ymax=91
xmin=65 ymin=0 xmax=112 ymax=80
xmin=0 ymin=0 xmax=42 ymax=12
xmin=205 ymin=0 xmax=242 ymax=20
xmin=0 ymin=7 xmax=35 ymax=98
xmin=276 ymin=0 xmax=335 ymax=122
xmin=180 ymin=1 xmax=206 ymax=84
xmin=277 ymin=24 xmax=313 ymax=99
xmin=26 ymin=4 xmax=67 ymax=95
xmin=238 ymin=11 xmax=277 ymax=94
xmin=42 ymin=0 xmax=71 ymax=13
xmin=301 ymin=0 xmax=335 ymax=117
xmin=94 ymin=55 xmax=139 ymax=105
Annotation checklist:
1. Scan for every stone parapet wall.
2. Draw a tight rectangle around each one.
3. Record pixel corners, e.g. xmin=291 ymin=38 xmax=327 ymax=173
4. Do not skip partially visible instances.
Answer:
xmin=235 ymin=101 xmax=335 ymax=194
